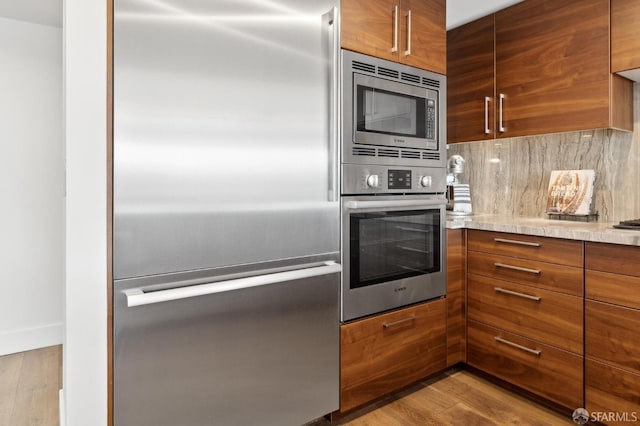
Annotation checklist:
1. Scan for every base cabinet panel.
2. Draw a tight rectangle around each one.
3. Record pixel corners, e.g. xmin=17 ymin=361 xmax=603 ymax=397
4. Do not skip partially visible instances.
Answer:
xmin=467 ymin=320 xmax=583 ymax=409
xmin=340 ymin=299 xmax=446 ymax=413
xmin=586 ymin=359 xmax=640 ymax=425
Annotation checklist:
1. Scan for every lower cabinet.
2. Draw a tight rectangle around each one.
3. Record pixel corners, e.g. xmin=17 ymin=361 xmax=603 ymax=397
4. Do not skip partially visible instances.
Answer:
xmin=467 ymin=320 xmax=583 ymax=410
xmin=340 ymin=298 xmax=446 ymax=413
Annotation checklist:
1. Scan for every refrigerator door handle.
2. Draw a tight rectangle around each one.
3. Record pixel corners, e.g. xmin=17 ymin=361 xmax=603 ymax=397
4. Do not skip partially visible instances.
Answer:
xmin=324 ymin=7 xmax=340 ymax=202
xmin=124 ymin=262 xmax=342 ymax=307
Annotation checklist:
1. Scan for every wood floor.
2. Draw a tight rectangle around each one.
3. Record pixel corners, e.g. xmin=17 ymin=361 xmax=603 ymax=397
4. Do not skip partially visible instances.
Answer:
xmin=328 ymin=369 xmax=574 ymax=426
xmin=0 ymin=346 xmax=573 ymax=426
xmin=0 ymin=345 xmax=61 ymax=426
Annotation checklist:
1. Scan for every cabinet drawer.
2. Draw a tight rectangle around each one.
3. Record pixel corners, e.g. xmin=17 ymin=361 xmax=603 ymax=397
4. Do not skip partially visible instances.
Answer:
xmin=586 ymin=242 xmax=640 ymax=278
xmin=340 ymin=299 xmax=446 ymax=412
xmin=468 ymin=274 xmax=583 ymax=353
xmin=468 ymin=251 xmax=583 ymax=296
xmin=586 ymin=300 xmax=640 ymax=374
xmin=468 ymin=230 xmax=583 ymax=267
xmin=586 ymin=359 xmax=640 ymax=425
xmin=467 ymin=321 xmax=583 ymax=409
xmin=586 ymin=270 xmax=640 ymax=309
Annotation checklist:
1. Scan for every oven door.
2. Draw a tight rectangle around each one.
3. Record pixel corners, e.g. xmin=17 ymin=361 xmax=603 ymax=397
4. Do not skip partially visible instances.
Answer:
xmin=341 ymin=196 xmax=446 ymax=321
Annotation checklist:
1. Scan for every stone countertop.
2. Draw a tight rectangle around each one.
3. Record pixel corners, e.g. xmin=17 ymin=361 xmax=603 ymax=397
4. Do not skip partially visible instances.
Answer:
xmin=446 ymin=214 xmax=640 ymax=246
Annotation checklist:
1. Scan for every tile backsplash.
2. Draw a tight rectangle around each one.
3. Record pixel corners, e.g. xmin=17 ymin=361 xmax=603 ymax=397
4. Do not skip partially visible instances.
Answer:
xmin=447 ymin=83 xmax=640 ymax=223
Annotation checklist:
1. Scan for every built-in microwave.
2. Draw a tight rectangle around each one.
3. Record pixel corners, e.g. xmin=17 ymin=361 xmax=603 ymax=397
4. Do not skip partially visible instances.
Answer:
xmin=342 ymin=50 xmax=446 ymax=168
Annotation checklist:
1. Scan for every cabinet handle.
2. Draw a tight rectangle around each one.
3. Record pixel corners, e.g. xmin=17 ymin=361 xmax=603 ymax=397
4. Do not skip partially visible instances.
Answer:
xmin=383 ymin=315 xmax=416 ymax=328
xmin=404 ymin=10 xmax=412 ymax=56
xmin=495 ymin=336 xmax=541 ymax=356
xmin=494 ymin=237 xmax=541 ymax=247
xmin=494 ymin=287 xmax=541 ymax=302
xmin=499 ymin=93 xmax=506 ymax=133
xmin=484 ymin=96 xmax=491 ymax=134
xmin=494 ymin=262 xmax=541 ymax=275
xmin=391 ymin=5 xmax=399 ymax=53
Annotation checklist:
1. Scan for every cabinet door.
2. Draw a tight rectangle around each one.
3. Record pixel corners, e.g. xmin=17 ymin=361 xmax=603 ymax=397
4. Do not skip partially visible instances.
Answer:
xmin=341 ymin=0 xmax=399 ymax=62
xmin=400 ymin=0 xmax=446 ymax=74
xmin=612 ymin=0 xmax=640 ymax=73
xmin=495 ymin=0 xmax=611 ymax=138
xmin=447 ymin=15 xmax=495 ymax=143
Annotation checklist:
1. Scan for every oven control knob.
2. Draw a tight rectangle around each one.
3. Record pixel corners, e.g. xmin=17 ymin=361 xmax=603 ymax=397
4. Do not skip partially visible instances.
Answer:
xmin=366 ymin=174 xmax=380 ymax=188
xmin=420 ymin=175 xmax=432 ymax=187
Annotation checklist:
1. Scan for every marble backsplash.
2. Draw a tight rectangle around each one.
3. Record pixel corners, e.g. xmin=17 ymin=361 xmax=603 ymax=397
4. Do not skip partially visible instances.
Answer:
xmin=447 ymin=83 xmax=640 ymax=223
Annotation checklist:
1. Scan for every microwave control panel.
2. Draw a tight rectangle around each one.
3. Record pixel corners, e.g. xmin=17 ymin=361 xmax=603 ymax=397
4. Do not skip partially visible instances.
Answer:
xmin=342 ymin=164 xmax=446 ymax=195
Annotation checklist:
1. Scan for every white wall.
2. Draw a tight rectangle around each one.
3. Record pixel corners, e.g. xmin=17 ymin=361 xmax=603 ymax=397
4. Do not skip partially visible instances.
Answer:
xmin=62 ymin=0 xmax=107 ymax=424
xmin=0 ymin=17 xmax=63 ymax=355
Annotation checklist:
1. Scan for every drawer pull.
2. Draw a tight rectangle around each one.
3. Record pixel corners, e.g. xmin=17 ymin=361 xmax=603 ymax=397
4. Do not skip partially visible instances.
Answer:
xmin=494 ymin=336 xmax=541 ymax=356
xmin=494 ymin=287 xmax=541 ymax=301
xmin=494 ymin=262 xmax=541 ymax=275
xmin=494 ymin=238 xmax=541 ymax=247
xmin=383 ymin=315 xmax=416 ymax=329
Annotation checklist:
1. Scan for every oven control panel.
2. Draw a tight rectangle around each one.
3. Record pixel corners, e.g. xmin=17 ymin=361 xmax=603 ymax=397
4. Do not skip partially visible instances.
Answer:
xmin=343 ymin=164 xmax=446 ymax=195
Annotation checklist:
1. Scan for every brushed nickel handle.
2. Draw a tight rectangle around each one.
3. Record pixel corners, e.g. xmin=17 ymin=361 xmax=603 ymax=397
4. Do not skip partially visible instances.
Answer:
xmin=391 ymin=5 xmax=399 ymax=53
xmin=494 ymin=238 xmax=541 ymax=247
xmin=494 ymin=262 xmax=541 ymax=275
xmin=494 ymin=287 xmax=541 ymax=302
xmin=484 ymin=96 xmax=491 ymax=134
xmin=404 ymin=10 xmax=412 ymax=56
xmin=499 ymin=93 xmax=506 ymax=133
xmin=495 ymin=336 xmax=541 ymax=356
xmin=383 ymin=315 xmax=416 ymax=328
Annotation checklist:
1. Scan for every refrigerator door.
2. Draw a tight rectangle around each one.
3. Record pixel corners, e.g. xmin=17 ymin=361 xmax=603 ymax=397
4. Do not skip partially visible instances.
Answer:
xmin=114 ymin=263 xmax=340 ymax=426
xmin=114 ymin=0 xmax=340 ymax=279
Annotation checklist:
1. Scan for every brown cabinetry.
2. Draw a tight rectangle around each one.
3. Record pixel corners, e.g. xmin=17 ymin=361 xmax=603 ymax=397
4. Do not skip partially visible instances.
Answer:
xmin=585 ymin=242 xmax=640 ymax=422
xmin=447 ymin=0 xmax=633 ymax=144
xmin=611 ymin=0 xmax=640 ymax=74
xmin=466 ymin=230 xmax=584 ymax=409
xmin=446 ymin=229 xmax=466 ymax=366
xmin=340 ymin=298 xmax=446 ymax=413
xmin=341 ymin=0 xmax=445 ymax=74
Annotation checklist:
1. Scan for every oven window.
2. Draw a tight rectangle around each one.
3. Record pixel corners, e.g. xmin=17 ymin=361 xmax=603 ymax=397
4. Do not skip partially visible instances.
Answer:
xmin=356 ymin=85 xmax=426 ymax=138
xmin=350 ymin=209 xmax=440 ymax=289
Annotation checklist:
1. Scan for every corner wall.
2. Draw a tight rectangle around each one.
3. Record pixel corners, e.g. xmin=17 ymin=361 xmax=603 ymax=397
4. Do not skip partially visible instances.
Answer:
xmin=0 ymin=16 xmax=63 ymax=355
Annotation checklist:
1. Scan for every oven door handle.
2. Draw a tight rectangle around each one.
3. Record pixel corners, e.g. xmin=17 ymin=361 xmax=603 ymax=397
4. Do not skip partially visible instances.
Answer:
xmin=344 ymin=199 xmax=446 ymax=211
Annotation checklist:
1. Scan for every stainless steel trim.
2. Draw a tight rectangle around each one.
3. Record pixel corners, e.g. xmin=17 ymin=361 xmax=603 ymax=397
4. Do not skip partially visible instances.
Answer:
xmin=495 ymin=336 xmax=542 ymax=356
xmin=484 ymin=96 xmax=491 ymax=134
xmin=125 ymin=262 xmax=342 ymax=307
xmin=404 ymin=10 xmax=412 ymax=56
xmin=494 ymin=238 xmax=541 ymax=247
xmin=345 ymin=198 xmax=446 ymax=210
xmin=494 ymin=262 xmax=541 ymax=275
xmin=325 ymin=7 xmax=340 ymax=202
xmin=499 ymin=93 xmax=506 ymax=132
xmin=383 ymin=315 xmax=416 ymax=328
xmin=494 ymin=287 xmax=542 ymax=302
xmin=392 ymin=5 xmax=399 ymax=53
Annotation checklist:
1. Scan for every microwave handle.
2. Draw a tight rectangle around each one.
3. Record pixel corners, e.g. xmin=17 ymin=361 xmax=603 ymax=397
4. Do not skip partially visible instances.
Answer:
xmin=324 ymin=7 xmax=340 ymax=202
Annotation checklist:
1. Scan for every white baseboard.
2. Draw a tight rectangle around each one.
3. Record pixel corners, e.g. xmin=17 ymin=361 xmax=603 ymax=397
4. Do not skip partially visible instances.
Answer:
xmin=59 ymin=388 xmax=66 ymax=426
xmin=0 ymin=322 xmax=63 ymax=355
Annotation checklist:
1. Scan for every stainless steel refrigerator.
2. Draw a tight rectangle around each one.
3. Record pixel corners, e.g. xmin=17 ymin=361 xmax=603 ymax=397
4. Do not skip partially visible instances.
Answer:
xmin=112 ymin=1 xmax=341 ymax=425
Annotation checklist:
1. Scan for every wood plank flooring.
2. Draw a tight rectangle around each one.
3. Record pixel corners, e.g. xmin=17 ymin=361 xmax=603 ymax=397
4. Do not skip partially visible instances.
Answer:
xmin=0 ymin=346 xmax=573 ymax=426
xmin=327 ymin=369 xmax=574 ymax=425
xmin=0 ymin=345 xmax=61 ymax=426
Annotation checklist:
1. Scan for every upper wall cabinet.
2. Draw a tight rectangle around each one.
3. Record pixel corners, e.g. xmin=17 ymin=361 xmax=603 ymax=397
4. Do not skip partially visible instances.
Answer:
xmin=611 ymin=0 xmax=640 ymax=81
xmin=341 ymin=0 xmax=446 ymax=75
xmin=447 ymin=0 xmax=633 ymax=144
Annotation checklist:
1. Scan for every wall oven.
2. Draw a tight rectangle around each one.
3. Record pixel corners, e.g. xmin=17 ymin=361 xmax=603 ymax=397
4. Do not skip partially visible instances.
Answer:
xmin=340 ymin=165 xmax=447 ymax=322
